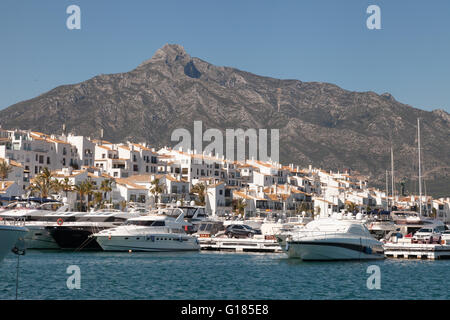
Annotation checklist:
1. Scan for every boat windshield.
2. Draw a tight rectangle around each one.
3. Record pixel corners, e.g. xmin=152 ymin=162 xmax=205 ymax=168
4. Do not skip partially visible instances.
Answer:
xmin=125 ymin=220 xmax=165 ymax=227
xmin=199 ymin=224 xmax=213 ymax=231
xmin=417 ymin=228 xmax=432 ymax=233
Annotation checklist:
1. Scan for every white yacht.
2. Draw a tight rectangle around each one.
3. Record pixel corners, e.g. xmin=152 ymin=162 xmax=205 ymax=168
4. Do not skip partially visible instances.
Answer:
xmin=94 ymin=212 xmax=200 ymax=252
xmin=0 ymin=202 xmax=70 ymax=249
xmin=159 ymin=205 xmax=208 ymax=233
xmin=281 ymin=218 xmax=384 ymax=261
xmin=46 ymin=211 xmax=140 ymax=250
xmin=390 ymin=210 xmax=445 ymax=236
xmin=367 ymin=219 xmax=398 ymax=240
xmin=0 ymin=224 xmax=28 ymax=262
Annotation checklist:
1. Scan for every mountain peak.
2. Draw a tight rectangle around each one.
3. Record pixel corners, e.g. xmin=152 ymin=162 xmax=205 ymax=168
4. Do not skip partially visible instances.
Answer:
xmin=139 ymin=43 xmax=190 ymax=67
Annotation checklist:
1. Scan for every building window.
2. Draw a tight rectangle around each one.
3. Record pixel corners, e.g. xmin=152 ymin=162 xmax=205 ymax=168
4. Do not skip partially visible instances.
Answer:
xmin=47 ymin=157 xmax=51 ymax=165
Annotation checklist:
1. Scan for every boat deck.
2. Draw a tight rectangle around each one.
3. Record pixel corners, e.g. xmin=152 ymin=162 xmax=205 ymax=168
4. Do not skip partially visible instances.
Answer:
xmin=198 ymin=236 xmax=283 ymax=253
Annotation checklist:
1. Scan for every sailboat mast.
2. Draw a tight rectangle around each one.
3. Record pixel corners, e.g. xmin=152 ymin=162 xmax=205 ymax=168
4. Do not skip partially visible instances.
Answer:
xmin=385 ymin=170 xmax=389 ymax=210
xmin=391 ymin=146 xmax=395 ymax=207
xmin=418 ymin=118 xmax=422 ymax=217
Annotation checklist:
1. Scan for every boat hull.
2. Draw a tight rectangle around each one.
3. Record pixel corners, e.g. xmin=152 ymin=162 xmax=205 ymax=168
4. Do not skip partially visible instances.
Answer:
xmin=96 ymin=234 xmax=200 ymax=252
xmin=24 ymin=225 xmax=60 ymax=249
xmin=0 ymin=225 xmax=28 ymax=262
xmin=285 ymin=239 xmax=385 ymax=261
xmin=47 ymin=226 xmax=102 ymax=250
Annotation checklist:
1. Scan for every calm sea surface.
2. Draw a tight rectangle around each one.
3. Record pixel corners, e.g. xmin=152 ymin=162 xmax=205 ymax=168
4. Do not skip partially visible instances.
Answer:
xmin=0 ymin=250 xmax=449 ymax=300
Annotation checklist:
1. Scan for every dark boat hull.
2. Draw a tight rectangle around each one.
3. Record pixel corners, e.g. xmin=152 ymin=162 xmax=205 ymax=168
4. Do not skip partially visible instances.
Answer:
xmin=47 ymin=226 xmax=102 ymax=250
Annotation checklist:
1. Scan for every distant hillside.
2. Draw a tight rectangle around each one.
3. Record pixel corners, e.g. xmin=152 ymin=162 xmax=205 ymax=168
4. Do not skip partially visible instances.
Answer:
xmin=1 ymin=44 xmax=449 ymax=196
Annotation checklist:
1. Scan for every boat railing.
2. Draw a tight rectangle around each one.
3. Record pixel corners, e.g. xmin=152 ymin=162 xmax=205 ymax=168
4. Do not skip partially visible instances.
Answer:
xmin=0 ymin=216 xmax=27 ymax=227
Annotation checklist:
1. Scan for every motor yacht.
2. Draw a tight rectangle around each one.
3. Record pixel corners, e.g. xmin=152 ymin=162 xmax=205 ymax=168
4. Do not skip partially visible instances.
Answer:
xmin=367 ymin=220 xmax=398 ymax=240
xmin=46 ymin=211 xmax=140 ymax=250
xmin=0 ymin=202 xmax=70 ymax=249
xmin=265 ymin=214 xmax=313 ymax=238
xmin=280 ymin=218 xmax=384 ymax=261
xmin=94 ymin=211 xmax=200 ymax=252
xmin=0 ymin=223 xmax=28 ymax=262
xmin=159 ymin=205 xmax=208 ymax=233
xmin=390 ymin=211 xmax=445 ymax=236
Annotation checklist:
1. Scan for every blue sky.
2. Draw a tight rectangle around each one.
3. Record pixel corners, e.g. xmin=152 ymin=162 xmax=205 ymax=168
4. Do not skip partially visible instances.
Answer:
xmin=0 ymin=0 xmax=449 ymax=112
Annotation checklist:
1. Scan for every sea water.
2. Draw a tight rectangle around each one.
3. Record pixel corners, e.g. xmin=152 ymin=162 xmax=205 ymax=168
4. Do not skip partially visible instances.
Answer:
xmin=0 ymin=250 xmax=449 ymax=300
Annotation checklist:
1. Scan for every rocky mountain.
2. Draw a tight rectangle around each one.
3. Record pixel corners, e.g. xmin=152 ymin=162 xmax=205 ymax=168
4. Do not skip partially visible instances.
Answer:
xmin=1 ymin=44 xmax=449 ymax=196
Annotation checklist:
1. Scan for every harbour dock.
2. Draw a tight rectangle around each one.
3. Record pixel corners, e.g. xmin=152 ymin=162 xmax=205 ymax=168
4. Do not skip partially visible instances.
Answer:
xmin=198 ymin=236 xmax=283 ymax=253
xmin=384 ymin=241 xmax=450 ymax=260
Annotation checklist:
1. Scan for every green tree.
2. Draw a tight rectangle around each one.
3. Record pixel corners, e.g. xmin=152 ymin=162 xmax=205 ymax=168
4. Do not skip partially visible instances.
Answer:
xmin=74 ymin=180 xmax=95 ymax=212
xmin=431 ymin=207 xmax=437 ymax=219
xmin=60 ymin=177 xmax=73 ymax=198
xmin=100 ymin=178 xmax=113 ymax=203
xmin=150 ymin=178 xmax=164 ymax=205
xmin=233 ymin=198 xmax=246 ymax=217
xmin=93 ymin=191 xmax=104 ymax=209
xmin=28 ymin=168 xmax=59 ymax=199
xmin=346 ymin=201 xmax=357 ymax=213
xmin=190 ymin=183 xmax=206 ymax=206
xmin=0 ymin=160 xmax=13 ymax=181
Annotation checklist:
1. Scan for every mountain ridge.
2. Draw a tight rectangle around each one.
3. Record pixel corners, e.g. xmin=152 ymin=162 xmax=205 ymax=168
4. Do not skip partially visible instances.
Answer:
xmin=1 ymin=44 xmax=449 ymax=196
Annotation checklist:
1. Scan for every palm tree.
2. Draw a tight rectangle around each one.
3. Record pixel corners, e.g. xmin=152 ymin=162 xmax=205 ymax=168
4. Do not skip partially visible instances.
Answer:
xmin=150 ymin=178 xmax=164 ymax=205
xmin=233 ymin=198 xmax=246 ymax=217
xmin=51 ymin=179 xmax=63 ymax=195
xmin=296 ymin=201 xmax=310 ymax=214
xmin=74 ymin=180 xmax=95 ymax=212
xmin=119 ymin=200 xmax=127 ymax=211
xmin=0 ymin=160 xmax=13 ymax=181
xmin=60 ymin=177 xmax=73 ymax=198
xmin=190 ymin=183 xmax=206 ymax=206
xmin=100 ymin=179 xmax=113 ymax=203
xmin=28 ymin=167 xmax=57 ymax=199
xmin=93 ymin=191 xmax=104 ymax=209
xmin=84 ymin=180 xmax=95 ymax=211
xmin=74 ymin=183 xmax=86 ymax=211
xmin=346 ymin=201 xmax=357 ymax=213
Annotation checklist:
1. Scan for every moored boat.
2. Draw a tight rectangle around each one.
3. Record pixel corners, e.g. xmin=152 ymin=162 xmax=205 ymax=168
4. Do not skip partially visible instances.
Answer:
xmin=281 ymin=218 xmax=384 ymax=261
xmin=0 ymin=224 xmax=28 ymax=262
xmin=94 ymin=211 xmax=199 ymax=252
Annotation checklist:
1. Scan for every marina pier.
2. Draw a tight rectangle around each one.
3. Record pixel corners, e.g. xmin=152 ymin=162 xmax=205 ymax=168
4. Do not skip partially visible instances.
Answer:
xmin=384 ymin=242 xmax=450 ymax=260
xmin=198 ymin=236 xmax=283 ymax=253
